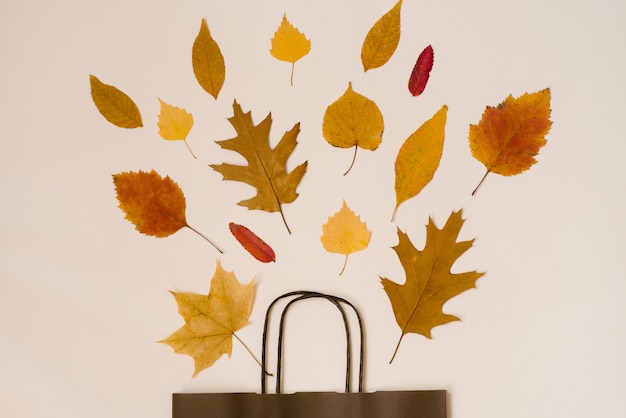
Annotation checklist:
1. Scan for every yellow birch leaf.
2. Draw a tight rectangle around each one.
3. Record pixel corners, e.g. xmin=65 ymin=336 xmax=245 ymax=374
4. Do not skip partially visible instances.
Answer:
xmin=321 ymin=200 xmax=371 ymax=275
xmin=361 ymin=0 xmax=403 ymax=71
xmin=192 ymin=18 xmax=225 ymax=99
xmin=89 ymin=75 xmax=143 ymax=129
xmin=159 ymin=260 xmax=255 ymax=377
xmin=322 ymin=82 xmax=384 ymax=175
xmin=157 ymin=99 xmax=197 ymax=158
xmin=469 ymin=88 xmax=552 ymax=195
xmin=393 ymin=105 xmax=447 ymax=221
xmin=270 ymin=14 xmax=311 ymax=85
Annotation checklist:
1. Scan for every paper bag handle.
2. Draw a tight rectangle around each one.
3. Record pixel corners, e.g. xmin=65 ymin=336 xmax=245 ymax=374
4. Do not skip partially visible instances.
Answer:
xmin=261 ymin=291 xmax=364 ymax=394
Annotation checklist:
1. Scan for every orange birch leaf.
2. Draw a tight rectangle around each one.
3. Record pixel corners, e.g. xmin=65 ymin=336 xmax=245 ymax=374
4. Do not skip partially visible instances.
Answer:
xmin=229 ymin=223 xmax=276 ymax=263
xmin=270 ymin=14 xmax=311 ymax=85
xmin=361 ymin=0 xmax=403 ymax=71
xmin=159 ymin=260 xmax=256 ymax=377
xmin=381 ymin=210 xmax=484 ymax=363
xmin=469 ymin=88 xmax=552 ymax=195
xmin=393 ymin=105 xmax=447 ymax=221
xmin=192 ymin=18 xmax=225 ymax=99
xmin=112 ymin=170 xmax=222 ymax=252
xmin=89 ymin=75 xmax=143 ymax=129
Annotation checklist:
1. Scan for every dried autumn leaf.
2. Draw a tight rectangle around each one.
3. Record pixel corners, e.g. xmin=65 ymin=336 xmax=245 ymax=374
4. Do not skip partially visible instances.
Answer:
xmin=157 ymin=99 xmax=197 ymax=158
xmin=210 ymin=100 xmax=308 ymax=234
xmin=393 ymin=105 xmax=447 ymax=221
xmin=381 ymin=210 xmax=484 ymax=363
xmin=408 ymin=45 xmax=434 ymax=97
xmin=270 ymin=14 xmax=311 ymax=85
xmin=89 ymin=75 xmax=143 ymax=129
xmin=322 ymin=82 xmax=384 ymax=175
xmin=361 ymin=0 xmax=403 ymax=71
xmin=112 ymin=170 xmax=222 ymax=252
xmin=159 ymin=260 xmax=255 ymax=377
xmin=192 ymin=18 xmax=225 ymax=99
xmin=469 ymin=88 xmax=552 ymax=195
xmin=229 ymin=222 xmax=276 ymax=263
xmin=321 ymin=200 xmax=371 ymax=275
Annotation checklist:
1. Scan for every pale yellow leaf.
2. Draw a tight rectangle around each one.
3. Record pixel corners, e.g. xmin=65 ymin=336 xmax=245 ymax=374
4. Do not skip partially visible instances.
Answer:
xmin=361 ymin=0 xmax=403 ymax=71
xmin=270 ymin=14 xmax=311 ymax=85
xmin=192 ymin=18 xmax=225 ymax=99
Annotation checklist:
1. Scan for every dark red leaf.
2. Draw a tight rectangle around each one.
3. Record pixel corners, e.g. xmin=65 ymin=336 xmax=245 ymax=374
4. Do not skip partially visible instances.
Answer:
xmin=229 ymin=223 xmax=276 ymax=263
xmin=408 ymin=45 xmax=434 ymax=97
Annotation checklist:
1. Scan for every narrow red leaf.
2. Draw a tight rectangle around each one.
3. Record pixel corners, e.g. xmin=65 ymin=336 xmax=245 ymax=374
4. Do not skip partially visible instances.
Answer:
xmin=229 ymin=223 xmax=276 ymax=263
xmin=408 ymin=45 xmax=434 ymax=97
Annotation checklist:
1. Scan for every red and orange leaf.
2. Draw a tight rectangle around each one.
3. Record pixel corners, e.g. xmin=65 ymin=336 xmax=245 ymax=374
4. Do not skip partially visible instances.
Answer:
xmin=229 ymin=223 xmax=276 ymax=263
xmin=469 ymin=88 xmax=552 ymax=195
xmin=408 ymin=45 xmax=434 ymax=97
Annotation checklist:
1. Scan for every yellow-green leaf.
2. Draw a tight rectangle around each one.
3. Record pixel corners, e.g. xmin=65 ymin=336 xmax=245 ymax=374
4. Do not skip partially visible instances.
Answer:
xmin=270 ymin=14 xmax=311 ymax=85
xmin=393 ymin=105 xmax=447 ymax=221
xmin=321 ymin=200 xmax=371 ymax=275
xmin=322 ymin=82 xmax=384 ymax=175
xmin=157 ymin=99 xmax=197 ymax=158
xmin=89 ymin=75 xmax=143 ymax=129
xmin=360 ymin=0 xmax=403 ymax=71
xmin=192 ymin=18 xmax=225 ymax=99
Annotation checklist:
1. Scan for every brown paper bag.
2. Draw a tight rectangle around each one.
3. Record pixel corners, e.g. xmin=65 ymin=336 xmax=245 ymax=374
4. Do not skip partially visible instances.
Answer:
xmin=172 ymin=291 xmax=446 ymax=418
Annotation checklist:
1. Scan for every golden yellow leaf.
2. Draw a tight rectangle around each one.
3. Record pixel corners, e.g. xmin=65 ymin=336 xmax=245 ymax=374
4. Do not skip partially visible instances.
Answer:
xmin=89 ymin=75 xmax=143 ymax=129
xmin=159 ymin=260 xmax=255 ymax=377
xmin=112 ymin=170 xmax=223 ymax=252
xmin=192 ymin=18 xmax=225 ymax=99
xmin=469 ymin=88 xmax=552 ymax=195
xmin=270 ymin=14 xmax=311 ymax=85
xmin=321 ymin=200 xmax=371 ymax=275
xmin=157 ymin=99 xmax=197 ymax=158
xmin=360 ymin=0 xmax=403 ymax=71
xmin=381 ymin=210 xmax=484 ymax=363
xmin=393 ymin=105 xmax=447 ymax=221
xmin=322 ymin=82 xmax=384 ymax=175
xmin=210 ymin=101 xmax=308 ymax=234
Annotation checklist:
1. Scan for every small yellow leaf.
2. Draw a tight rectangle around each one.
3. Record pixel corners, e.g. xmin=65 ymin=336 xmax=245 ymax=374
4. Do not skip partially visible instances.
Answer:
xmin=321 ymin=200 xmax=371 ymax=275
xmin=157 ymin=99 xmax=194 ymax=140
xmin=159 ymin=260 xmax=255 ymax=377
xmin=89 ymin=75 xmax=143 ymax=129
xmin=270 ymin=14 xmax=311 ymax=85
xmin=192 ymin=18 xmax=225 ymax=99
xmin=322 ymin=82 xmax=384 ymax=175
xmin=393 ymin=105 xmax=447 ymax=221
xmin=361 ymin=0 xmax=403 ymax=71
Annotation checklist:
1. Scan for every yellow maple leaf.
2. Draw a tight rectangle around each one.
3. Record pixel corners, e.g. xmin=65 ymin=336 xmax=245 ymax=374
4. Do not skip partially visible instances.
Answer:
xmin=360 ymin=0 xmax=403 ymax=71
xmin=192 ymin=18 xmax=226 ymax=99
xmin=393 ymin=105 xmax=447 ymax=221
xmin=210 ymin=100 xmax=308 ymax=234
xmin=89 ymin=75 xmax=143 ymax=129
xmin=157 ymin=99 xmax=196 ymax=158
xmin=469 ymin=88 xmax=552 ymax=195
xmin=322 ymin=82 xmax=384 ymax=175
xmin=321 ymin=200 xmax=371 ymax=275
xmin=381 ymin=210 xmax=484 ymax=363
xmin=159 ymin=260 xmax=255 ymax=377
xmin=270 ymin=14 xmax=311 ymax=85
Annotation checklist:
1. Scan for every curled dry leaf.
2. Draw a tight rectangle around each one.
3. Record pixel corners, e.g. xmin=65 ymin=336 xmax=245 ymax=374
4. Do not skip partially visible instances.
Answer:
xmin=322 ymin=82 xmax=384 ymax=175
xmin=157 ymin=99 xmax=197 ymax=158
xmin=89 ymin=75 xmax=143 ymax=129
xmin=192 ymin=18 xmax=225 ymax=99
xmin=408 ymin=45 xmax=434 ymax=97
xmin=159 ymin=260 xmax=256 ymax=377
xmin=270 ymin=14 xmax=311 ymax=85
xmin=229 ymin=223 xmax=276 ymax=263
xmin=469 ymin=88 xmax=552 ymax=195
xmin=360 ymin=0 xmax=403 ymax=71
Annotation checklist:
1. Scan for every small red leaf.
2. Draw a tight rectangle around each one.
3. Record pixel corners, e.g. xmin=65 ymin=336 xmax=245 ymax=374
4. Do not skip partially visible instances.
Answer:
xmin=229 ymin=223 xmax=276 ymax=263
xmin=408 ymin=45 xmax=434 ymax=97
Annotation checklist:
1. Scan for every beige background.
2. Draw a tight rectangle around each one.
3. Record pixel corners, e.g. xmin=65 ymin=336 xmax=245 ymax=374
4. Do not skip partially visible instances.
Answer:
xmin=2 ymin=0 xmax=625 ymax=417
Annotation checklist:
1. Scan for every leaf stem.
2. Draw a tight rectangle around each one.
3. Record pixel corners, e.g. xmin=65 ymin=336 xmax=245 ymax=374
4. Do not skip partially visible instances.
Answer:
xmin=343 ymin=145 xmax=358 ymax=176
xmin=339 ymin=255 xmax=349 ymax=276
xmin=186 ymin=224 xmax=224 ymax=253
xmin=471 ymin=169 xmax=491 ymax=196
xmin=389 ymin=334 xmax=405 ymax=364
xmin=233 ymin=332 xmax=273 ymax=376
xmin=278 ymin=203 xmax=292 ymax=235
xmin=290 ymin=63 xmax=295 ymax=86
xmin=184 ymin=139 xmax=198 ymax=159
